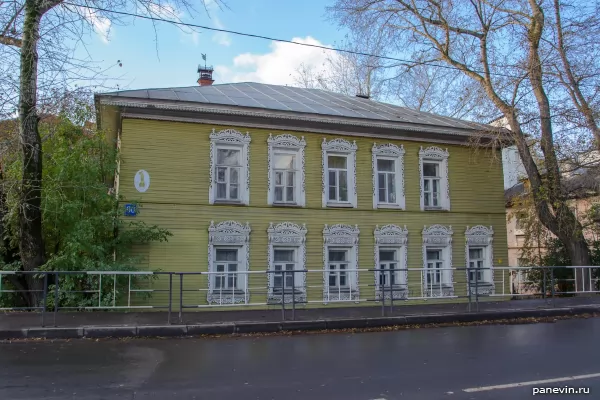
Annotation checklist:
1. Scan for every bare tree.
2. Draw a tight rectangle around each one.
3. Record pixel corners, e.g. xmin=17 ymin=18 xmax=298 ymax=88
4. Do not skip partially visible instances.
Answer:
xmin=0 ymin=0 xmax=221 ymax=305
xmin=293 ymin=34 xmax=385 ymax=99
xmin=293 ymin=34 xmax=491 ymax=121
xmin=330 ymin=0 xmax=599 ymax=287
xmin=550 ymin=0 xmax=600 ymax=149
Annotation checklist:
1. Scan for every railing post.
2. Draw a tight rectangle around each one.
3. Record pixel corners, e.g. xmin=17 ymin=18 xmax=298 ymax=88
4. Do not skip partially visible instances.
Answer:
xmin=550 ymin=267 xmax=555 ymax=308
xmin=179 ymin=273 xmax=183 ymax=324
xmin=467 ymin=267 xmax=472 ymax=312
xmin=41 ymin=273 xmax=48 ymax=327
xmin=542 ymin=268 xmax=547 ymax=300
xmin=389 ymin=270 xmax=394 ymax=314
xmin=291 ymin=269 xmax=296 ymax=321
xmin=53 ymin=272 xmax=59 ymax=327
xmin=168 ymin=273 xmax=173 ymax=325
xmin=380 ymin=269 xmax=385 ymax=317
xmin=281 ymin=270 xmax=286 ymax=322
xmin=475 ymin=267 xmax=479 ymax=312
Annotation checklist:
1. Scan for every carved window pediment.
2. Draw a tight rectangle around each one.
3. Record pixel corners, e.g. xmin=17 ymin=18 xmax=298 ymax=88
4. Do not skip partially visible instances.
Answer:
xmin=209 ymin=220 xmax=251 ymax=244
xmin=419 ymin=146 xmax=449 ymax=160
xmin=323 ymin=224 xmax=360 ymax=244
xmin=322 ymin=138 xmax=357 ymax=153
xmin=465 ymin=225 xmax=494 ymax=245
xmin=374 ymin=224 xmax=408 ymax=245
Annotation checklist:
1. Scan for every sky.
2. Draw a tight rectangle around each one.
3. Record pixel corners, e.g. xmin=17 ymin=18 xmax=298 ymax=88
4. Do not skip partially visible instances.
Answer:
xmin=79 ymin=0 xmax=344 ymax=91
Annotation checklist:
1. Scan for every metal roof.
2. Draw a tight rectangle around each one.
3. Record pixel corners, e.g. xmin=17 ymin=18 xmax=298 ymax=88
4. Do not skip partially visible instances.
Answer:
xmin=99 ymin=82 xmax=491 ymax=133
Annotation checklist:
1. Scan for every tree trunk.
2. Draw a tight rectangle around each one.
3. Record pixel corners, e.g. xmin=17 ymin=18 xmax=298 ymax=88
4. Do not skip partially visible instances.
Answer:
xmin=18 ymin=0 xmax=45 ymax=307
xmin=524 ymin=0 xmax=592 ymax=275
xmin=567 ymin=238 xmax=592 ymax=292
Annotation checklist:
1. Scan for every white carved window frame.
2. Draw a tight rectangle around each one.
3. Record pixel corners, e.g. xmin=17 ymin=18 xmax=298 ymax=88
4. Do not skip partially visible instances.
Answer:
xmin=322 ymin=138 xmax=358 ymax=208
xmin=422 ymin=224 xmax=454 ymax=297
xmin=323 ymin=224 xmax=360 ymax=303
xmin=465 ymin=225 xmax=495 ymax=296
xmin=267 ymin=133 xmax=306 ymax=206
xmin=372 ymin=143 xmax=405 ymax=209
xmin=207 ymin=220 xmax=251 ymax=304
xmin=209 ymin=128 xmax=251 ymax=205
xmin=267 ymin=222 xmax=307 ymax=304
xmin=374 ymin=224 xmax=408 ymax=300
xmin=419 ymin=146 xmax=450 ymax=211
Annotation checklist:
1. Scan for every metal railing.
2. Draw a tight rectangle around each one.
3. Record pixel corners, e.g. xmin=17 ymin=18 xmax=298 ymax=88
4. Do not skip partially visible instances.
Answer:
xmin=0 ymin=265 xmax=598 ymax=327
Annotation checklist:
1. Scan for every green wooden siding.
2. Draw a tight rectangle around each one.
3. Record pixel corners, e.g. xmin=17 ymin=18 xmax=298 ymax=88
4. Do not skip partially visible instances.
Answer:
xmin=119 ymin=118 xmax=508 ymax=307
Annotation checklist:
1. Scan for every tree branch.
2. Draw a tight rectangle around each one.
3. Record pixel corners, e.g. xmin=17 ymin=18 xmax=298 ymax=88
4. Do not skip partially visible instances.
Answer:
xmin=0 ymin=35 xmax=22 ymax=47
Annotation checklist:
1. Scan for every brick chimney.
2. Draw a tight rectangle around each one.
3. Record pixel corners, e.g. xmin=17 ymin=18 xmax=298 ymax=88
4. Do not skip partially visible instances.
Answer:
xmin=197 ymin=65 xmax=214 ymax=86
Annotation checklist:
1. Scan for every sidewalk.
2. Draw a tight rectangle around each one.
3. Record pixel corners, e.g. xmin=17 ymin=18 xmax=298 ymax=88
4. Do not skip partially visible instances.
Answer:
xmin=2 ymin=296 xmax=599 ymax=340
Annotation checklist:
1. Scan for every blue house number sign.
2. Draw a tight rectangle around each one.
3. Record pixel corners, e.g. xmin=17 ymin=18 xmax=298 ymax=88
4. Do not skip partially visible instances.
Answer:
xmin=124 ymin=204 xmax=137 ymax=217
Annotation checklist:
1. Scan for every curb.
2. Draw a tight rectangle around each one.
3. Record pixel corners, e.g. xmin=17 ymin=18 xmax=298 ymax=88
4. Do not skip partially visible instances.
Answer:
xmin=2 ymin=306 xmax=598 ymax=340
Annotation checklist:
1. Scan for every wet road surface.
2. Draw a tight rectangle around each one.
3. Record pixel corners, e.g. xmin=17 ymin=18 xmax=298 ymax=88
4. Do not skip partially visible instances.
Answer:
xmin=1 ymin=317 xmax=599 ymax=399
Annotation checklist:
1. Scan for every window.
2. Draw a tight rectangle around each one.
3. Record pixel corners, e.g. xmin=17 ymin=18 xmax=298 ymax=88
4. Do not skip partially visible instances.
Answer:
xmin=267 ymin=222 xmax=307 ymax=303
xmin=514 ymin=212 xmax=527 ymax=232
xmin=379 ymin=249 xmax=399 ymax=286
xmin=267 ymin=134 xmax=306 ymax=206
xmin=372 ymin=143 xmax=405 ymax=209
xmin=328 ymin=249 xmax=349 ymax=289
xmin=323 ymin=224 xmax=360 ymax=302
xmin=274 ymin=154 xmax=296 ymax=203
xmin=422 ymin=224 xmax=454 ymax=297
xmin=209 ymin=129 xmax=251 ymax=205
xmin=468 ymin=247 xmax=484 ymax=283
xmin=419 ymin=146 xmax=450 ymax=211
xmin=465 ymin=225 xmax=495 ymax=295
xmin=423 ymin=162 xmax=441 ymax=208
xmin=273 ymin=248 xmax=297 ymax=291
xmin=328 ymin=155 xmax=349 ymax=202
xmin=374 ymin=224 xmax=408 ymax=300
xmin=216 ymin=148 xmax=241 ymax=201
xmin=214 ymin=248 xmax=240 ymax=291
xmin=207 ymin=221 xmax=251 ymax=304
xmin=322 ymin=138 xmax=357 ymax=208
xmin=425 ymin=249 xmax=444 ymax=285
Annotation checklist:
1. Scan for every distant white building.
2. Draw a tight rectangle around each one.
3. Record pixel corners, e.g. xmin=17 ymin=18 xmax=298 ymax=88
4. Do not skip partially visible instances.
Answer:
xmin=489 ymin=116 xmax=527 ymax=190
xmin=502 ymin=146 xmax=527 ymax=190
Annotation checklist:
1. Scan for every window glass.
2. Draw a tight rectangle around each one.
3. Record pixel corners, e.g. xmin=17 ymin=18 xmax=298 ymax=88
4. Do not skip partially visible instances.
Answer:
xmin=328 ymin=155 xmax=347 ymax=169
xmin=423 ymin=162 xmax=439 ymax=177
xmin=217 ymin=149 xmax=241 ymax=166
xmin=377 ymin=159 xmax=394 ymax=172
xmin=274 ymin=154 xmax=295 ymax=169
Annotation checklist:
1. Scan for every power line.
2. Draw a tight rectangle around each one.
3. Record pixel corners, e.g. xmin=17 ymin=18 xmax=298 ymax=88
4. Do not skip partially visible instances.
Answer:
xmin=62 ymin=2 xmax=526 ymax=80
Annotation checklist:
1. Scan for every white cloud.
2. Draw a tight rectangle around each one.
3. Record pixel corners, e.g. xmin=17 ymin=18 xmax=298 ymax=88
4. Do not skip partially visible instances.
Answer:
xmin=191 ymin=31 xmax=200 ymax=45
xmin=215 ymin=36 xmax=334 ymax=85
xmin=203 ymin=0 xmax=232 ymax=46
xmin=78 ymin=7 xmax=112 ymax=43
xmin=212 ymin=17 xmax=231 ymax=47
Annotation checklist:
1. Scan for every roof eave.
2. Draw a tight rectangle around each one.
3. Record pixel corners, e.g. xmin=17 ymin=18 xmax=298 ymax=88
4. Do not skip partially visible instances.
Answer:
xmin=97 ymin=95 xmax=505 ymax=140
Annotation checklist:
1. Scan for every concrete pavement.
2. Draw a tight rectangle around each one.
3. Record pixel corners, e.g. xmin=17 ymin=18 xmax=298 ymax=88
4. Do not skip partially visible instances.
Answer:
xmin=0 ymin=317 xmax=599 ymax=399
xmin=1 ymin=296 xmax=600 ymax=339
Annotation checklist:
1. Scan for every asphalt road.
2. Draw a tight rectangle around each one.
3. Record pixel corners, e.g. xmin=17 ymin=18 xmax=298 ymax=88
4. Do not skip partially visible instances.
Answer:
xmin=1 ymin=318 xmax=599 ymax=400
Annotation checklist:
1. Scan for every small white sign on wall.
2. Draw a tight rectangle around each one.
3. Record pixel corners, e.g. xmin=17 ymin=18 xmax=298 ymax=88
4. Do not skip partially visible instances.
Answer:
xmin=134 ymin=170 xmax=150 ymax=193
